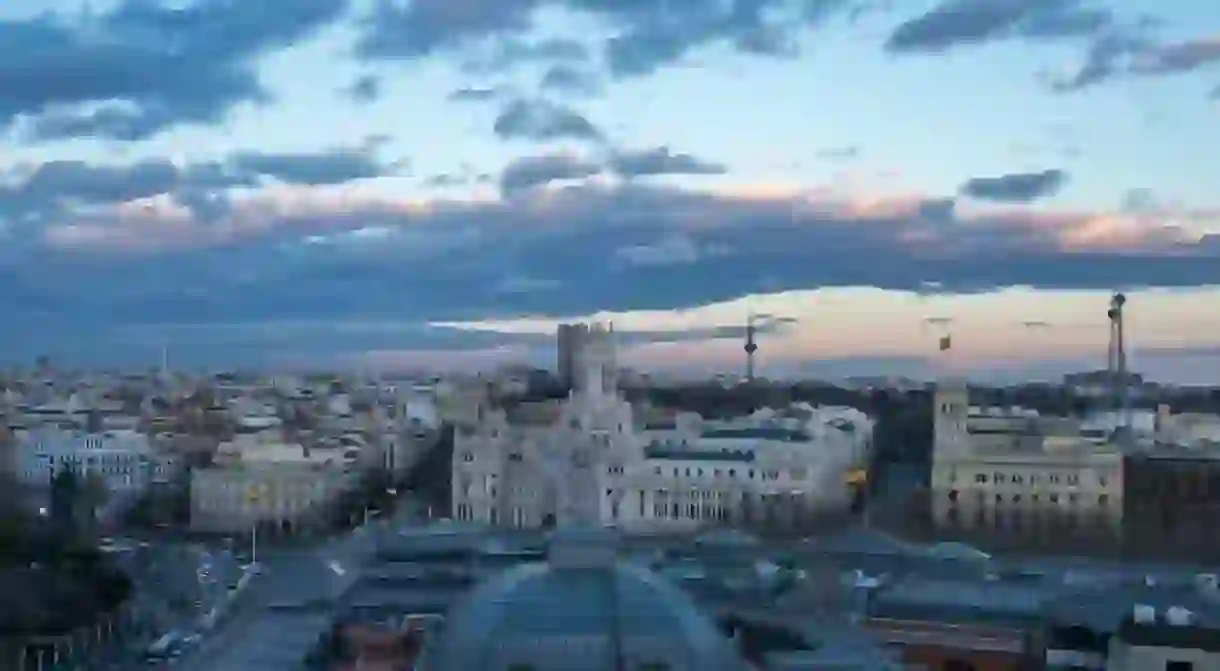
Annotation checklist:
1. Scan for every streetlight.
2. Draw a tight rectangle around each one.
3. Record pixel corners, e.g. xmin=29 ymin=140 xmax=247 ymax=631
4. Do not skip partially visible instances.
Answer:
xmin=246 ymin=484 xmax=268 ymax=565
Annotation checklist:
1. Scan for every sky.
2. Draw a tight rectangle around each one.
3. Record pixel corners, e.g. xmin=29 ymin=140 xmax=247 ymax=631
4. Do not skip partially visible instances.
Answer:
xmin=1 ymin=0 xmax=1219 ymax=382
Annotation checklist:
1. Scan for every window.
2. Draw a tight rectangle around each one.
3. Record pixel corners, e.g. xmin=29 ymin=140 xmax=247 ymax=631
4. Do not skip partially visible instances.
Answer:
xmin=975 ymin=473 xmax=988 ymax=483
xmin=943 ymin=660 xmax=976 ymax=671
xmin=461 ymin=452 xmax=474 ymax=462
xmin=994 ymin=473 xmax=1005 ymax=483
xmin=1166 ymin=662 xmax=1193 ymax=671
xmin=948 ymin=489 xmax=959 ymax=502
xmin=1098 ymin=494 xmax=1109 ymax=506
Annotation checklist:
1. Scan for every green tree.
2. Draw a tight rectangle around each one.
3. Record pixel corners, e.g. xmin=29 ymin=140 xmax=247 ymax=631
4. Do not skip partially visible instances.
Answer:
xmin=80 ymin=472 xmax=109 ymax=521
xmin=50 ymin=466 xmax=81 ymax=532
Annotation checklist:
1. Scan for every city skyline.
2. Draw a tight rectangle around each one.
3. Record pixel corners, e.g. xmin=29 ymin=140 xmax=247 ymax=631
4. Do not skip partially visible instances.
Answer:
xmin=1 ymin=0 xmax=1218 ymax=377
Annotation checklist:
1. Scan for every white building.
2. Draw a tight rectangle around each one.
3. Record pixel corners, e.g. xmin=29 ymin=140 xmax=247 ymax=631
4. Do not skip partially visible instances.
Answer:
xmin=930 ymin=378 xmax=1124 ymax=535
xmin=451 ymin=323 xmax=872 ymax=533
xmin=15 ymin=426 xmax=159 ymax=517
xmin=189 ymin=436 xmax=360 ymax=534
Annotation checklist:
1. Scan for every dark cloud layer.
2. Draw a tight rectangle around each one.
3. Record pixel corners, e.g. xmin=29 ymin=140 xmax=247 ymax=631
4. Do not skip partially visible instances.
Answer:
xmin=1 ymin=0 xmax=349 ymax=142
xmin=960 ymin=169 xmax=1067 ymax=203
xmin=3 ymin=158 xmax=1217 ymax=364
xmin=0 ymin=144 xmax=395 ymax=231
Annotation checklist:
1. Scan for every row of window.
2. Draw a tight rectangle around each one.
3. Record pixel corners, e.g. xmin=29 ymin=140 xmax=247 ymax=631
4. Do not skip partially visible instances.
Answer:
xmin=947 ymin=490 xmax=1110 ymax=506
xmin=195 ymin=496 xmax=312 ymax=514
xmin=964 ymin=472 xmax=1108 ymax=487
xmin=24 ymin=467 xmax=139 ymax=487
xmin=653 ymin=465 xmax=791 ymax=481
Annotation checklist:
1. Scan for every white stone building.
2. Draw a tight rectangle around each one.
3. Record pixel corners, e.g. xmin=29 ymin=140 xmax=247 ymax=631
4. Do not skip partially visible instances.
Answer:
xmin=15 ymin=425 xmax=160 ymax=519
xmin=189 ymin=436 xmax=360 ymax=534
xmin=930 ymin=378 xmax=1124 ymax=534
xmin=451 ymin=323 xmax=872 ymax=533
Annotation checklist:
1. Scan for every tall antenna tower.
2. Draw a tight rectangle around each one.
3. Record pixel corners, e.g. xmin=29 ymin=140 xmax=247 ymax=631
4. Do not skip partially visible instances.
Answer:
xmin=744 ymin=312 xmax=758 ymax=382
xmin=1106 ymin=292 xmax=1131 ymax=433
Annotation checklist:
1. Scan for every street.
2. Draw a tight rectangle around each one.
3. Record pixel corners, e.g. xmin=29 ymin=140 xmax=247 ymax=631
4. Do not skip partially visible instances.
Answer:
xmin=80 ymin=535 xmax=260 ymax=670
xmin=147 ymin=499 xmax=421 ymax=671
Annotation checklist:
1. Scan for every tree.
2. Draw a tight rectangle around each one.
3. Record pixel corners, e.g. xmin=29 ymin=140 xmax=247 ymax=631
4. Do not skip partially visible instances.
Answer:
xmin=50 ymin=466 xmax=81 ymax=533
xmin=80 ymin=472 xmax=109 ymax=522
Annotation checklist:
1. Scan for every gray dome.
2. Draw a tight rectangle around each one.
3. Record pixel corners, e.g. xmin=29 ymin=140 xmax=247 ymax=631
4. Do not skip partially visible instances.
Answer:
xmin=426 ymin=536 xmax=748 ymax=671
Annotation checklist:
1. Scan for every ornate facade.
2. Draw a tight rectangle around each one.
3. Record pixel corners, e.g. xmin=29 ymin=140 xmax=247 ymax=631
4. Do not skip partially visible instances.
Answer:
xmin=451 ymin=324 xmax=872 ymax=533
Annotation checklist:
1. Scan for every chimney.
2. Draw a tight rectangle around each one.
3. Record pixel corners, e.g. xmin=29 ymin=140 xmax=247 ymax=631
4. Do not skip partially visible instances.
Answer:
xmin=1165 ymin=606 xmax=1195 ymax=626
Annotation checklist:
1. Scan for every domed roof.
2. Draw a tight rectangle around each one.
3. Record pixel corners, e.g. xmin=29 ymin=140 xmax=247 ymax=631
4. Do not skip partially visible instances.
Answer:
xmin=426 ymin=529 xmax=749 ymax=671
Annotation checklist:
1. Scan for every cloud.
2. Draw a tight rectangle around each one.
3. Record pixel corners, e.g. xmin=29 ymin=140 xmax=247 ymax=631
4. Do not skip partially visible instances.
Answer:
xmin=0 ymin=143 xmax=396 ymax=233
xmin=448 ymin=87 xmax=504 ymax=103
xmin=353 ymin=0 xmax=860 ymax=78
xmin=499 ymin=153 xmax=602 ymax=193
xmin=461 ymin=37 xmax=592 ymax=75
xmin=613 ymin=232 xmax=729 ymax=267
xmin=960 ymin=169 xmax=1067 ymax=203
xmin=20 ymin=177 xmax=1218 ymax=315
xmin=882 ymin=0 xmax=1219 ymax=98
xmin=5 ymin=145 xmax=1219 ymax=365
xmin=2 ymin=0 xmax=351 ymax=142
xmin=342 ymin=75 xmax=381 ymax=103
xmin=1051 ymin=33 xmax=1220 ymax=92
xmin=885 ymin=0 xmax=1112 ymax=54
xmin=539 ymin=64 xmax=603 ymax=97
xmin=354 ymin=0 xmax=542 ymax=61
xmin=498 ymin=146 xmax=727 ymax=194
xmin=591 ymin=0 xmax=858 ymax=76
xmin=608 ymin=147 xmax=727 ymax=178
xmin=493 ymin=99 xmax=604 ymax=142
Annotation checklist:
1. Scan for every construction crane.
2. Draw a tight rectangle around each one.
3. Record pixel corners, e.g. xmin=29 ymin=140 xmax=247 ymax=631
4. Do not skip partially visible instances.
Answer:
xmin=1107 ymin=292 xmax=1132 ymax=435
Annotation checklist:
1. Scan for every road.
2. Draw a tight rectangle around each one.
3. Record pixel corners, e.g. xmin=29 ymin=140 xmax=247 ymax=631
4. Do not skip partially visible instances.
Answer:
xmin=167 ymin=500 xmax=421 ymax=671
xmin=80 ymin=536 xmax=245 ymax=670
